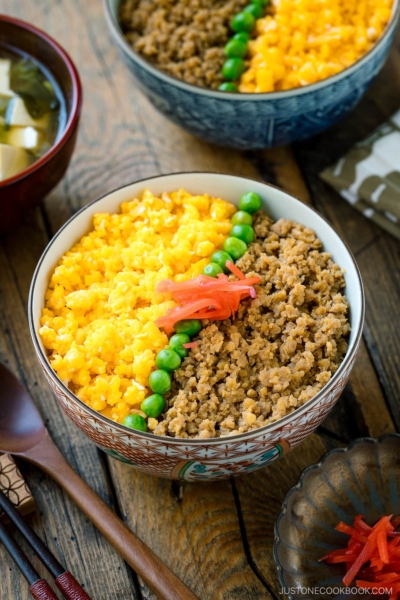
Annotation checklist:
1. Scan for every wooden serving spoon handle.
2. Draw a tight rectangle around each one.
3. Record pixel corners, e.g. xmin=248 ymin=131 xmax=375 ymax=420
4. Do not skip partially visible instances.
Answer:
xmin=21 ymin=433 xmax=199 ymax=600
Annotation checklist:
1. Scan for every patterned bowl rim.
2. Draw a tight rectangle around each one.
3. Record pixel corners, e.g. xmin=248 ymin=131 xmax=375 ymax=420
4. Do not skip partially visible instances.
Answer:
xmin=104 ymin=0 xmax=400 ymax=101
xmin=273 ymin=433 xmax=400 ymax=600
xmin=0 ymin=14 xmax=83 ymax=187
xmin=28 ymin=171 xmax=365 ymax=446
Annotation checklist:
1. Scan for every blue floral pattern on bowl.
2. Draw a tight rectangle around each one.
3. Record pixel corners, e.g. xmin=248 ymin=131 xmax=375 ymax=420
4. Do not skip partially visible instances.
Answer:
xmin=178 ymin=444 xmax=284 ymax=481
xmin=105 ymin=0 xmax=400 ymax=149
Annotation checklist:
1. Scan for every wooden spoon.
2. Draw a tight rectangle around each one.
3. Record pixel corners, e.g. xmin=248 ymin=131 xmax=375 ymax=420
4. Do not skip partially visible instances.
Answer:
xmin=0 ymin=363 xmax=199 ymax=600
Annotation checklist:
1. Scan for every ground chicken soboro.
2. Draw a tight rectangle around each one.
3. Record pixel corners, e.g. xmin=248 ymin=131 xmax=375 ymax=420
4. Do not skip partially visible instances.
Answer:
xmin=120 ymin=0 xmax=247 ymax=89
xmin=154 ymin=213 xmax=350 ymax=439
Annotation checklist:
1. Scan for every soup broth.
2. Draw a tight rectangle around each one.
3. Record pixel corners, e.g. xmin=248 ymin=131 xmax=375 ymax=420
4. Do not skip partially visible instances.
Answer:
xmin=0 ymin=48 xmax=65 ymax=182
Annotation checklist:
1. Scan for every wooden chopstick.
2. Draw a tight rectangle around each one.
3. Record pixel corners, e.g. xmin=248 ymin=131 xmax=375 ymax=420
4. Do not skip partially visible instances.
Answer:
xmin=0 ymin=518 xmax=58 ymax=600
xmin=0 ymin=488 xmax=92 ymax=600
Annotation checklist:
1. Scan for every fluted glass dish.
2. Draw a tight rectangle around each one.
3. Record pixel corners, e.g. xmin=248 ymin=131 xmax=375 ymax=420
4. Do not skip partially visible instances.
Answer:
xmin=274 ymin=434 xmax=400 ymax=600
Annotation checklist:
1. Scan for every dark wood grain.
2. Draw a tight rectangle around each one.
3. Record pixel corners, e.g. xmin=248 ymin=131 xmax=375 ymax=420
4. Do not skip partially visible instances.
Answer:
xmin=0 ymin=0 xmax=398 ymax=598
xmin=110 ymin=463 xmax=270 ymax=600
xmin=234 ymin=435 xmax=335 ymax=596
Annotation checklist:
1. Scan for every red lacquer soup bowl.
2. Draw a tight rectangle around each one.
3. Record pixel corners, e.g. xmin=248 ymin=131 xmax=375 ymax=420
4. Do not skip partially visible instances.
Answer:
xmin=0 ymin=15 xmax=82 ymax=235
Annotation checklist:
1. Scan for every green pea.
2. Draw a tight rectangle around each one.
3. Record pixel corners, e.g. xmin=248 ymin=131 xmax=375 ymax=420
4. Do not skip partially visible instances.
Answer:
xmin=224 ymin=38 xmax=248 ymax=59
xmin=223 ymin=237 xmax=248 ymax=260
xmin=222 ymin=58 xmax=246 ymax=81
xmin=230 ymin=224 xmax=255 ymax=245
xmin=218 ymin=82 xmax=239 ymax=92
xmin=155 ymin=348 xmax=181 ymax=371
xmin=232 ymin=32 xmax=251 ymax=43
xmin=231 ymin=211 xmax=253 ymax=226
xmin=148 ymin=369 xmax=171 ymax=394
xmin=169 ymin=333 xmax=190 ymax=358
xmin=175 ymin=319 xmax=202 ymax=337
xmin=243 ymin=3 xmax=264 ymax=18
xmin=210 ymin=250 xmax=234 ymax=273
xmin=123 ymin=414 xmax=147 ymax=432
xmin=203 ymin=262 xmax=224 ymax=277
xmin=141 ymin=394 xmax=165 ymax=418
xmin=231 ymin=11 xmax=255 ymax=33
xmin=239 ymin=191 xmax=262 ymax=214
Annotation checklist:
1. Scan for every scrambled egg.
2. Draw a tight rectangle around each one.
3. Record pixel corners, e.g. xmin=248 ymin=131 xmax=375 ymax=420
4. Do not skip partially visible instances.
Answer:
xmin=40 ymin=189 xmax=235 ymax=423
xmin=239 ymin=0 xmax=393 ymax=93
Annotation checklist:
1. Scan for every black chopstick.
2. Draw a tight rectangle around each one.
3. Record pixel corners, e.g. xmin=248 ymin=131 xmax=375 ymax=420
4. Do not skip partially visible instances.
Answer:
xmin=0 ymin=518 xmax=58 ymax=599
xmin=0 ymin=488 xmax=92 ymax=599
xmin=0 ymin=488 xmax=64 ymax=576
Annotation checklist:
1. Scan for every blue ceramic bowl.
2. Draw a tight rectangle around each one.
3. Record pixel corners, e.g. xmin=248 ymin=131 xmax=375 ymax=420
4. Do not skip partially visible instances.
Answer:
xmin=105 ymin=0 xmax=400 ymax=149
xmin=274 ymin=434 xmax=400 ymax=600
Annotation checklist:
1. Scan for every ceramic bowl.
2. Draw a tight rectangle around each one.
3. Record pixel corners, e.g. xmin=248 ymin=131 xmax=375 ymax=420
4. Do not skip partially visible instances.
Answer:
xmin=104 ymin=0 xmax=400 ymax=150
xmin=274 ymin=434 xmax=400 ymax=600
xmin=0 ymin=15 xmax=82 ymax=235
xmin=28 ymin=173 xmax=364 ymax=481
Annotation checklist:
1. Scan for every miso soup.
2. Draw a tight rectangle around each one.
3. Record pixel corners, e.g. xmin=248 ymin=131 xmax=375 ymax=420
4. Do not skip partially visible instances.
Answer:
xmin=0 ymin=49 xmax=66 ymax=182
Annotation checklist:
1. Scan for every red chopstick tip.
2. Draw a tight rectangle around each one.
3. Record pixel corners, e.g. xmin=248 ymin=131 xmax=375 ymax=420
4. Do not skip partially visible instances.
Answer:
xmin=30 ymin=579 xmax=59 ymax=600
xmin=56 ymin=571 xmax=92 ymax=600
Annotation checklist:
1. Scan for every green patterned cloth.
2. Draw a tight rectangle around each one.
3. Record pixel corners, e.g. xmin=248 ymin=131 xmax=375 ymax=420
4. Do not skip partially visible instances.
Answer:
xmin=321 ymin=110 xmax=400 ymax=240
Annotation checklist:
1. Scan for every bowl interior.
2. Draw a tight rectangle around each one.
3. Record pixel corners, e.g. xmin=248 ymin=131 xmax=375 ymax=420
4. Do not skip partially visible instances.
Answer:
xmin=0 ymin=18 xmax=76 ymax=122
xmin=31 ymin=173 xmax=363 ymax=411
xmin=275 ymin=435 xmax=400 ymax=600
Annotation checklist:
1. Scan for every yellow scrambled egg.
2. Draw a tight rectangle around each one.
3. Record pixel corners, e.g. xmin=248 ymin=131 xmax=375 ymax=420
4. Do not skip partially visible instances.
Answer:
xmin=239 ymin=0 xmax=393 ymax=93
xmin=39 ymin=189 xmax=235 ymax=423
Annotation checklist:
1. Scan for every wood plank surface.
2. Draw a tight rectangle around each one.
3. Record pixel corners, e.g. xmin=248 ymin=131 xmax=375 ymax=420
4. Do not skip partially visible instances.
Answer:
xmin=0 ymin=0 xmax=399 ymax=599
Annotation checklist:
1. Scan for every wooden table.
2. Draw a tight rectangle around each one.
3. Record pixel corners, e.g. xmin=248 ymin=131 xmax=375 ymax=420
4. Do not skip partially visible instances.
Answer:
xmin=0 ymin=1 xmax=399 ymax=598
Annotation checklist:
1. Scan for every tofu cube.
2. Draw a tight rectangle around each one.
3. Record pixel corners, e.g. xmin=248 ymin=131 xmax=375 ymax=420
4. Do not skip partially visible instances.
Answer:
xmin=0 ymin=143 xmax=30 ymax=181
xmin=6 ymin=97 xmax=49 ymax=129
xmin=0 ymin=60 xmax=15 ymax=97
xmin=7 ymin=126 xmax=41 ymax=150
